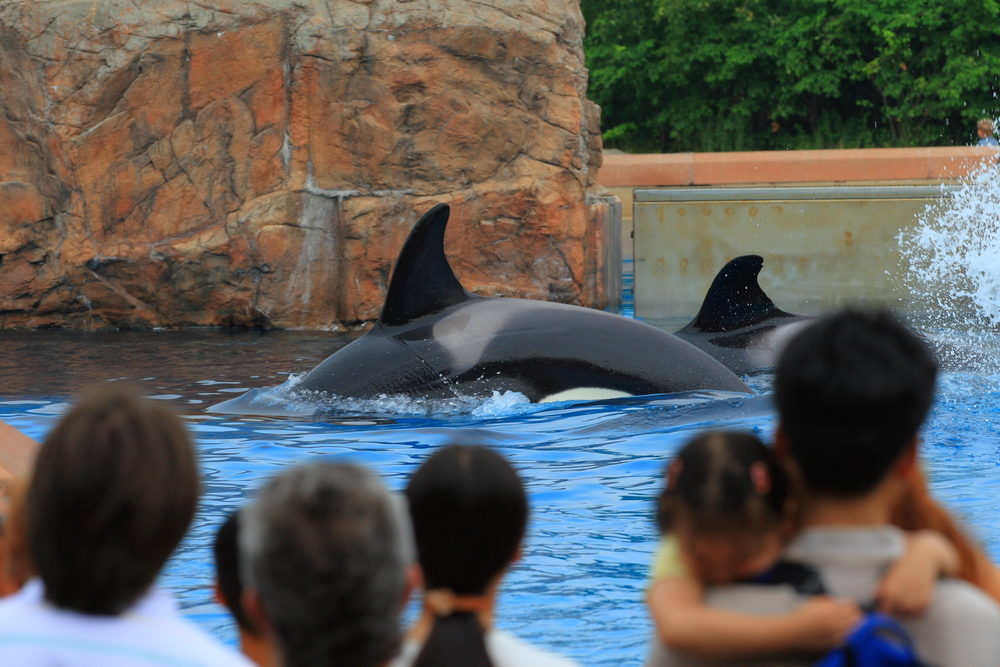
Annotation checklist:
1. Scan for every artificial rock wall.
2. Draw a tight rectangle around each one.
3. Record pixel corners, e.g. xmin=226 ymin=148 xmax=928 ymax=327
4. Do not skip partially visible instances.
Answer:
xmin=0 ymin=0 xmax=605 ymax=329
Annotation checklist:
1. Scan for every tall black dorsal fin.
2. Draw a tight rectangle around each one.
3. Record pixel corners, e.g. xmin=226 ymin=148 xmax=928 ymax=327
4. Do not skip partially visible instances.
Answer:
xmin=377 ymin=203 xmax=476 ymax=327
xmin=682 ymin=255 xmax=793 ymax=333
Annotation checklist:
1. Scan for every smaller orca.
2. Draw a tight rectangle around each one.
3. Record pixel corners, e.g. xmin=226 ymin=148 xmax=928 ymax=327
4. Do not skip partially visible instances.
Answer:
xmin=225 ymin=204 xmax=752 ymax=407
xmin=673 ymin=255 xmax=812 ymax=375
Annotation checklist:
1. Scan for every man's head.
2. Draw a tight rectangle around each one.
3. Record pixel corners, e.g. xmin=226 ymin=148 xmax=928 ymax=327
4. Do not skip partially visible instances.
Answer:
xmin=241 ymin=462 xmax=409 ymax=667
xmin=775 ymin=309 xmax=937 ymax=498
xmin=27 ymin=386 xmax=199 ymax=615
xmin=979 ymin=118 xmax=995 ymax=138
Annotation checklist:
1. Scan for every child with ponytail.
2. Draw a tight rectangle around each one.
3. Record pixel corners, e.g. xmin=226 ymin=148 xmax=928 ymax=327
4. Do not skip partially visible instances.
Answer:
xmin=394 ymin=444 xmax=578 ymax=667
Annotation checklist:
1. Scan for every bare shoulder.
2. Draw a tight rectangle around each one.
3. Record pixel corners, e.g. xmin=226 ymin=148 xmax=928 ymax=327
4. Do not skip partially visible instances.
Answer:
xmin=0 ymin=419 xmax=37 ymax=482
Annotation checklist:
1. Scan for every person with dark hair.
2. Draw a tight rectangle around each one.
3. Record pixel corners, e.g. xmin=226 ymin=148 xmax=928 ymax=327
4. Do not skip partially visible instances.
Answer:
xmin=240 ymin=461 xmax=412 ymax=667
xmin=648 ymin=309 xmax=1000 ymax=667
xmin=393 ymin=444 xmax=579 ymax=667
xmin=649 ymin=431 xmax=862 ymax=656
xmin=647 ymin=430 xmax=959 ymax=662
xmin=214 ymin=511 xmax=275 ymax=667
xmin=0 ymin=385 xmax=251 ymax=666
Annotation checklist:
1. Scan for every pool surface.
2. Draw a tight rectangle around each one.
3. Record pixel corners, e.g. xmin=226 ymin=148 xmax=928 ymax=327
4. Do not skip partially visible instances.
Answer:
xmin=1 ymin=322 xmax=999 ymax=667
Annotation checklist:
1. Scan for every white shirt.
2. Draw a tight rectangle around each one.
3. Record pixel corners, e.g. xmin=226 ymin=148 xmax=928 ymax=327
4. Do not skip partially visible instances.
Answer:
xmin=393 ymin=627 xmax=580 ymax=667
xmin=0 ymin=579 xmax=253 ymax=667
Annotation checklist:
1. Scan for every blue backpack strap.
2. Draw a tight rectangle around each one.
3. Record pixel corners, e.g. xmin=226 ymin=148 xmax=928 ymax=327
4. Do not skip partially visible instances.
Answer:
xmin=813 ymin=613 xmax=925 ymax=667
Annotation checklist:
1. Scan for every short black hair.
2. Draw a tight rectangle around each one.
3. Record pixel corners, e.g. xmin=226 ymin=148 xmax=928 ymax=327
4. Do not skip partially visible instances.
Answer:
xmin=406 ymin=445 xmax=527 ymax=596
xmin=213 ymin=512 xmax=250 ymax=630
xmin=27 ymin=386 xmax=200 ymax=615
xmin=405 ymin=445 xmax=528 ymax=667
xmin=775 ymin=308 xmax=937 ymax=497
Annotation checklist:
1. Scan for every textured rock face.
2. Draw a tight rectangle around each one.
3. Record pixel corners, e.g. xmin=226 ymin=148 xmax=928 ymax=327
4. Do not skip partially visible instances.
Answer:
xmin=0 ymin=0 xmax=605 ymax=329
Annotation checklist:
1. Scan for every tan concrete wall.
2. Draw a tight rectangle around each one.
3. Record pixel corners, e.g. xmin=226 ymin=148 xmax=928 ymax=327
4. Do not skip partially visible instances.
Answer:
xmin=598 ymin=147 xmax=999 ymax=188
xmin=633 ymin=187 xmax=957 ymax=320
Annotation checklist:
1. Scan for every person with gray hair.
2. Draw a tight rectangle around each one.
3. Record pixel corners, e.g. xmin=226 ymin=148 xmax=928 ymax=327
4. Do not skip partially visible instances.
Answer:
xmin=240 ymin=461 xmax=412 ymax=667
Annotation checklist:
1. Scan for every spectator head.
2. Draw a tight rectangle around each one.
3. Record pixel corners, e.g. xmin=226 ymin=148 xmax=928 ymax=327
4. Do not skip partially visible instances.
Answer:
xmin=405 ymin=445 xmax=528 ymax=667
xmin=979 ymin=118 xmax=995 ymax=137
xmin=656 ymin=431 xmax=791 ymax=585
xmin=26 ymin=386 xmax=200 ymax=615
xmin=214 ymin=511 xmax=275 ymax=667
xmin=241 ymin=461 xmax=410 ymax=667
xmin=775 ymin=308 xmax=937 ymax=499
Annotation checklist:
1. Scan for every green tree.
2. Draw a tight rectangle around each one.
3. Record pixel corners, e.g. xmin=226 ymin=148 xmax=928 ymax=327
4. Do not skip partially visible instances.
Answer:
xmin=583 ymin=0 xmax=1000 ymax=152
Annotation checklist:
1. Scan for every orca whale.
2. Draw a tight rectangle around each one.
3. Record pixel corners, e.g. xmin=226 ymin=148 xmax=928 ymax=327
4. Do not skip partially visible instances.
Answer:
xmin=249 ymin=204 xmax=751 ymax=405
xmin=673 ymin=255 xmax=812 ymax=375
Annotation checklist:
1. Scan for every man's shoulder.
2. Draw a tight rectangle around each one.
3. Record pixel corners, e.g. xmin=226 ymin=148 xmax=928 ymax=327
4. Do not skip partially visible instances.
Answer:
xmin=901 ymin=578 xmax=1000 ymax=667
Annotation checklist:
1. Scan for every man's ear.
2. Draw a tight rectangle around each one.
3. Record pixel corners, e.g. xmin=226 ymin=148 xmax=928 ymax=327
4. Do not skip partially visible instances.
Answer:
xmin=895 ymin=438 xmax=919 ymax=480
xmin=773 ymin=426 xmax=790 ymax=461
xmin=241 ymin=588 xmax=273 ymax=639
xmin=213 ymin=582 xmax=226 ymax=608
xmin=402 ymin=563 xmax=422 ymax=609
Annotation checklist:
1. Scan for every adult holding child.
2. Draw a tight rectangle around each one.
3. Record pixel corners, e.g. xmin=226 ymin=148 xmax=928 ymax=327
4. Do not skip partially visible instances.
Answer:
xmin=0 ymin=386 xmax=252 ymax=666
xmin=648 ymin=309 xmax=1000 ymax=667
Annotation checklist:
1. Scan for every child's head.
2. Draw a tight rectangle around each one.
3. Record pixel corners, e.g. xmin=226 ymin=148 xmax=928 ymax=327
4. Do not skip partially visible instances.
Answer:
xmin=657 ymin=431 xmax=790 ymax=585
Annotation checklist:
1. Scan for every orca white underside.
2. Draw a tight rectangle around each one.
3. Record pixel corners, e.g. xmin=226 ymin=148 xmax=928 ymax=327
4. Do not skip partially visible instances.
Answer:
xmin=538 ymin=388 xmax=635 ymax=404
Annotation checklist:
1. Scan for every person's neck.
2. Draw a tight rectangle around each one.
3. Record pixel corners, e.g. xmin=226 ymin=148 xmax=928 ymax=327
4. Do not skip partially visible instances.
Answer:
xmin=239 ymin=627 xmax=277 ymax=667
xmin=801 ymin=493 xmax=892 ymax=528
xmin=407 ymin=581 xmax=500 ymax=644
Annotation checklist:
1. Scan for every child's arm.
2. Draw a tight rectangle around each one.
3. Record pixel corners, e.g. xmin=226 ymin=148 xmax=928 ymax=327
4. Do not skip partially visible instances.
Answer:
xmin=876 ymin=529 xmax=960 ymax=616
xmin=648 ymin=576 xmax=861 ymax=658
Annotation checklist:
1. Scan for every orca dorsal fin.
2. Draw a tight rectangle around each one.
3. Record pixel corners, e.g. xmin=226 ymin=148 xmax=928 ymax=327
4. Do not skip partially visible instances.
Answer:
xmin=683 ymin=255 xmax=793 ymax=333
xmin=377 ymin=203 xmax=476 ymax=327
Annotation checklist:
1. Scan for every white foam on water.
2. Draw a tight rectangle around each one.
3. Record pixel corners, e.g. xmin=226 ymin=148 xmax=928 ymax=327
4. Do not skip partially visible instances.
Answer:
xmin=208 ymin=374 xmax=538 ymax=419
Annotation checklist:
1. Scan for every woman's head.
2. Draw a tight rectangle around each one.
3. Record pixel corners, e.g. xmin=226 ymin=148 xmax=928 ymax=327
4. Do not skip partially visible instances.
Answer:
xmin=657 ymin=431 xmax=790 ymax=584
xmin=27 ymin=386 xmax=200 ymax=615
xmin=406 ymin=444 xmax=527 ymax=595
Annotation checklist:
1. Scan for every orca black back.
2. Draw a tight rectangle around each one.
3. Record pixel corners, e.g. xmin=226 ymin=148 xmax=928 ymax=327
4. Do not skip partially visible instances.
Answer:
xmin=378 ymin=204 xmax=477 ymax=327
xmin=680 ymin=255 xmax=795 ymax=334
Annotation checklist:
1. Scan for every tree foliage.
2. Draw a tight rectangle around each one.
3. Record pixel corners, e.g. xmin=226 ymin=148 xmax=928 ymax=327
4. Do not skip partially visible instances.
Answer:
xmin=583 ymin=0 xmax=1000 ymax=152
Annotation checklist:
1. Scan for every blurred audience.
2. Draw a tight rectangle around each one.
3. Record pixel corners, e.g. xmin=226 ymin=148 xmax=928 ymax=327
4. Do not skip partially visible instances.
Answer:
xmin=0 ymin=418 xmax=37 ymax=487
xmin=395 ymin=444 xmax=579 ymax=667
xmin=978 ymin=118 xmax=999 ymax=146
xmin=649 ymin=309 xmax=1000 ymax=667
xmin=0 ymin=475 xmax=32 ymax=597
xmin=0 ymin=386 xmax=252 ymax=666
xmin=240 ymin=461 xmax=412 ymax=667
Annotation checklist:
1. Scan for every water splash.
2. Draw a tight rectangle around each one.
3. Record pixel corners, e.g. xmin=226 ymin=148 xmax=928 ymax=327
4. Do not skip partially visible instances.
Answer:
xmin=900 ymin=165 xmax=1000 ymax=328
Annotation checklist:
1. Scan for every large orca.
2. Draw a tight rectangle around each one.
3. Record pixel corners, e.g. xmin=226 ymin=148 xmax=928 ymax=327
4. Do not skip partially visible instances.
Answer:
xmin=272 ymin=204 xmax=750 ymax=404
xmin=673 ymin=255 xmax=812 ymax=375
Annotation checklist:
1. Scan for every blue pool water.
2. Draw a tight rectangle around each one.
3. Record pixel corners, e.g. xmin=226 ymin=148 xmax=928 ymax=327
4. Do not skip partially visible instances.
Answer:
xmin=2 ymin=323 xmax=999 ymax=667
